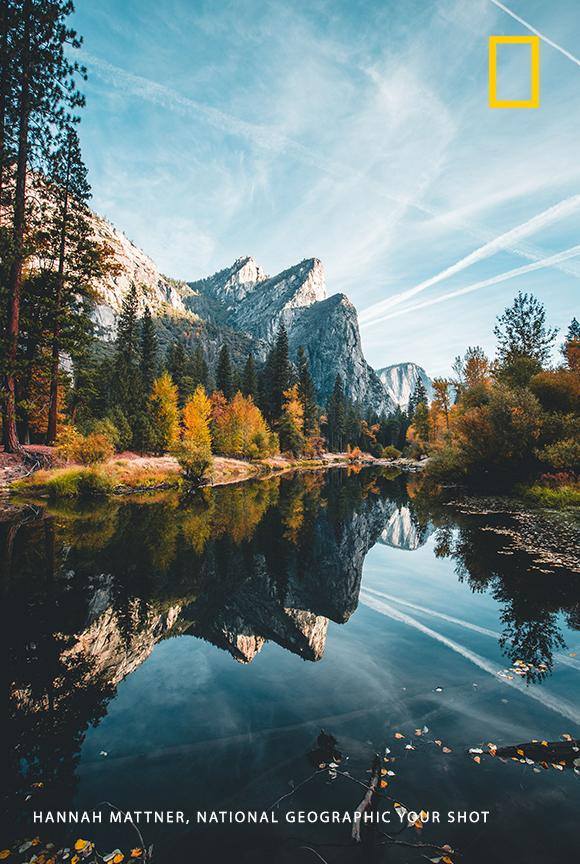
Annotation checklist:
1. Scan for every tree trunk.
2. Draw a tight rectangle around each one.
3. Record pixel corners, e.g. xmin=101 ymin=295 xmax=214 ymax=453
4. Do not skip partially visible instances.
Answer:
xmin=47 ymin=138 xmax=71 ymax=443
xmin=4 ymin=0 xmax=32 ymax=454
xmin=0 ymin=0 xmax=9 ymax=217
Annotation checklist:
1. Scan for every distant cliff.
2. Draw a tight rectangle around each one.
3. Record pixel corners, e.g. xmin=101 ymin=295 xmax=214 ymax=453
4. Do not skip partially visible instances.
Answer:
xmin=376 ymin=362 xmax=433 ymax=410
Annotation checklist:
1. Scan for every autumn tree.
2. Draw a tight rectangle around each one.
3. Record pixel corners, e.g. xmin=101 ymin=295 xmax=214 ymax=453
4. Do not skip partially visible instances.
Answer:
xmin=182 ymin=384 xmax=211 ymax=449
xmin=561 ymin=317 xmax=580 ymax=372
xmin=431 ymin=377 xmax=452 ymax=434
xmin=278 ymin=384 xmax=305 ymax=455
xmin=150 ymin=371 xmax=179 ymax=452
xmin=211 ymin=391 xmax=277 ymax=459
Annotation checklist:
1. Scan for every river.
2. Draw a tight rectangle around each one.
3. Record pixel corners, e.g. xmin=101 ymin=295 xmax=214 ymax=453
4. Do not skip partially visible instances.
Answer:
xmin=2 ymin=468 xmax=579 ymax=863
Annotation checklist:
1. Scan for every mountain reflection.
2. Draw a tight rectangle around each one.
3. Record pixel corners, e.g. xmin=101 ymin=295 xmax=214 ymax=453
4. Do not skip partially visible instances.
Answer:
xmin=1 ymin=467 xmax=578 ymax=831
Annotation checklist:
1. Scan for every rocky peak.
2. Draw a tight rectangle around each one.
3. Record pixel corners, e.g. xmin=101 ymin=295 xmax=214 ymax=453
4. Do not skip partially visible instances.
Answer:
xmin=376 ymin=362 xmax=433 ymax=410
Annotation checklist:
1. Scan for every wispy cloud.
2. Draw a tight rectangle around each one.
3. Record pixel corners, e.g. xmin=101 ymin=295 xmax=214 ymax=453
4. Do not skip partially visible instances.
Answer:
xmin=359 ymin=591 xmax=580 ymax=725
xmin=364 ymin=243 xmax=580 ymax=324
xmin=359 ymin=195 xmax=580 ymax=328
xmin=489 ymin=0 xmax=580 ymax=67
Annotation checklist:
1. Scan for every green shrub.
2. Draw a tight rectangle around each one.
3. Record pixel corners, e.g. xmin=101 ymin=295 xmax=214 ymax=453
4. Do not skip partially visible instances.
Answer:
xmin=538 ymin=438 xmax=580 ymax=471
xmin=173 ymin=441 xmax=213 ymax=485
xmin=382 ymin=445 xmax=402 ymax=460
xmin=77 ymin=468 xmax=114 ymax=495
xmin=45 ymin=468 xmax=85 ymax=497
xmin=90 ymin=417 xmax=122 ymax=450
xmin=424 ymin=444 xmax=466 ymax=483
xmin=519 ymin=483 xmax=580 ymax=508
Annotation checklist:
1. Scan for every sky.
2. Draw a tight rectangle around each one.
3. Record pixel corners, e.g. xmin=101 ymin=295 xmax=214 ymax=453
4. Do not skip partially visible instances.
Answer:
xmin=71 ymin=0 xmax=580 ymax=375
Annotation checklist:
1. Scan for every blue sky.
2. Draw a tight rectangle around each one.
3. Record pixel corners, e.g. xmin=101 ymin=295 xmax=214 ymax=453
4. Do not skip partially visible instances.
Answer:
xmin=72 ymin=0 xmax=580 ymax=375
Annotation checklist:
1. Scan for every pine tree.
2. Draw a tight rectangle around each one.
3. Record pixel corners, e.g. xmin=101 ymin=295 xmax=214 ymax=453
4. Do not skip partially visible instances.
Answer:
xmin=409 ymin=378 xmax=428 ymax=418
xmin=326 ymin=375 xmax=346 ymax=451
xmin=562 ymin=317 xmax=580 ymax=371
xmin=191 ymin=343 xmax=208 ymax=389
xmin=140 ymin=305 xmax=157 ymax=393
xmin=45 ymin=127 xmax=106 ymax=442
xmin=494 ymin=292 xmax=557 ymax=364
xmin=216 ymin=344 xmax=233 ymax=398
xmin=296 ymin=345 xmax=318 ymax=436
xmin=242 ymin=352 xmax=258 ymax=402
xmin=3 ymin=0 xmax=86 ymax=451
xmin=266 ymin=322 xmax=292 ymax=421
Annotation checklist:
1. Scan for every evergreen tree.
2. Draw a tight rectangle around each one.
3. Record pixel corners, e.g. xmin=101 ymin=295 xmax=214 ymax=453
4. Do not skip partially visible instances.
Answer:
xmin=296 ymin=345 xmax=318 ymax=436
xmin=216 ymin=344 xmax=233 ymax=398
xmin=44 ymin=128 xmax=106 ymax=442
xmin=3 ymin=0 xmax=86 ymax=451
xmin=326 ymin=375 xmax=346 ymax=451
xmin=191 ymin=343 xmax=208 ymax=389
xmin=140 ymin=305 xmax=157 ymax=393
xmin=265 ymin=322 xmax=292 ymax=421
xmin=242 ymin=352 xmax=258 ymax=402
xmin=408 ymin=377 xmax=428 ymax=418
xmin=494 ymin=292 xmax=557 ymax=365
xmin=112 ymin=282 xmax=140 ymax=422
xmin=562 ymin=317 xmax=580 ymax=371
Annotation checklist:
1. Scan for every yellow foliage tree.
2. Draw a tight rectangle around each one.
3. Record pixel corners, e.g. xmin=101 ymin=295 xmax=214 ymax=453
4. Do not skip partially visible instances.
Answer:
xmin=212 ymin=392 xmax=278 ymax=459
xmin=183 ymin=385 xmax=212 ymax=448
xmin=150 ymin=371 xmax=180 ymax=452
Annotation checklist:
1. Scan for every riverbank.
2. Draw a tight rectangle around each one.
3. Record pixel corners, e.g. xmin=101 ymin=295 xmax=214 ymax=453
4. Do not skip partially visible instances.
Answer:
xmin=3 ymin=447 xmax=423 ymax=500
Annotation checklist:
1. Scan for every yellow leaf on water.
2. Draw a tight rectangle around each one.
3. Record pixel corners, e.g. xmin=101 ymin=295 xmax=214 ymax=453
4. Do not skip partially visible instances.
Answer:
xmin=130 ymin=851 xmax=142 ymax=859
xmin=0 ymin=852 xmax=11 ymax=860
xmin=74 ymin=841 xmax=89 ymax=852
xmin=381 ymin=768 xmax=387 ymax=775
xmin=113 ymin=855 xmax=124 ymax=864
xmin=394 ymin=732 xmax=405 ymax=739
xmin=420 ymin=810 xmax=428 ymax=820
xmin=71 ymin=857 xmax=79 ymax=864
xmin=541 ymin=741 xmax=548 ymax=747
xmin=380 ymin=780 xmax=388 ymax=788
xmin=473 ymin=756 xmax=481 ymax=764
xmin=516 ymin=749 xmax=524 ymax=756
xmin=442 ymin=858 xmax=454 ymax=864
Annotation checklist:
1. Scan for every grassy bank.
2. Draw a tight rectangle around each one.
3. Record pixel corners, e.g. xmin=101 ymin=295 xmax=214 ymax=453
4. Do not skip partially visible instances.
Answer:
xmin=517 ymin=481 xmax=580 ymax=509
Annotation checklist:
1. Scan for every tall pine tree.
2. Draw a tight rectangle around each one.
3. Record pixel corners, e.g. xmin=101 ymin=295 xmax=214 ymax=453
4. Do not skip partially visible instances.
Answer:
xmin=140 ymin=305 xmax=157 ymax=393
xmin=216 ymin=344 xmax=233 ymax=398
xmin=242 ymin=352 xmax=258 ymax=402
xmin=296 ymin=345 xmax=318 ymax=436
xmin=326 ymin=375 xmax=346 ymax=452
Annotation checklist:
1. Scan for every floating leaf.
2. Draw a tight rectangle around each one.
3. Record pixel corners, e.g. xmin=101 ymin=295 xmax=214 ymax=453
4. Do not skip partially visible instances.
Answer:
xmin=386 ymin=770 xmax=396 ymax=776
xmin=405 ymin=744 xmax=415 ymax=750
xmin=380 ymin=780 xmax=388 ymax=788
xmin=130 ymin=852 xmax=142 ymax=860
xmin=541 ymin=741 xmax=549 ymax=747
xmin=442 ymin=746 xmax=452 ymax=754
xmin=113 ymin=855 xmax=124 ymax=864
xmin=0 ymin=853 xmax=10 ymax=861
xmin=473 ymin=755 xmax=481 ymax=764
xmin=552 ymin=764 xmax=564 ymax=771
xmin=469 ymin=748 xmax=483 ymax=754
xmin=435 ymin=740 xmax=442 ymax=747
xmin=394 ymin=732 xmax=405 ymax=739
xmin=380 ymin=768 xmax=388 ymax=776
xmin=415 ymin=729 xmax=422 ymax=736
xmin=414 ymin=819 xmax=423 ymax=831
xmin=74 ymin=842 xmax=89 ymax=853
xmin=562 ymin=734 xmax=572 ymax=742
xmin=442 ymin=858 xmax=454 ymax=864
xmin=516 ymin=748 xmax=525 ymax=757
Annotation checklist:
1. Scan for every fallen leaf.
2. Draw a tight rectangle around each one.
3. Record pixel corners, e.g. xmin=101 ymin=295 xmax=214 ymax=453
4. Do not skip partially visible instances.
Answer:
xmin=541 ymin=741 xmax=549 ymax=747
xmin=469 ymin=748 xmax=483 ymax=754
xmin=422 ymin=726 xmax=429 ymax=734
xmin=516 ymin=748 xmax=525 ymax=757
xmin=435 ymin=739 xmax=442 ymax=747
xmin=415 ymin=729 xmax=422 ymax=736
xmin=394 ymin=732 xmax=405 ymax=739
xmin=473 ymin=756 xmax=481 ymax=764
xmin=380 ymin=780 xmax=388 ymax=788
xmin=405 ymin=744 xmax=416 ymax=750
xmin=414 ymin=820 xmax=423 ymax=831
xmin=562 ymin=734 xmax=572 ymax=742
xmin=442 ymin=746 xmax=452 ymax=753
xmin=0 ymin=853 xmax=10 ymax=860
xmin=130 ymin=852 xmax=142 ymax=860
xmin=74 ymin=842 xmax=89 ymax=853
xmin=442 ymin=858 xmax=454 ymax=864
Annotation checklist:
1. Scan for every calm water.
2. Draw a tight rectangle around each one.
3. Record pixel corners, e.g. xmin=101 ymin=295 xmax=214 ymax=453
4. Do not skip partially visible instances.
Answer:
xmin=2 ymin=469 xmax=579 ymax=863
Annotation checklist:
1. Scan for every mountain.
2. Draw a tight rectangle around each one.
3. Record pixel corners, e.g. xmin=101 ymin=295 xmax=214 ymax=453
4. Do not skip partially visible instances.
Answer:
xmin=376 ymin=362 xmax=433 ymax=410
xmin=90 ymin=217 xmax=396 ymax=415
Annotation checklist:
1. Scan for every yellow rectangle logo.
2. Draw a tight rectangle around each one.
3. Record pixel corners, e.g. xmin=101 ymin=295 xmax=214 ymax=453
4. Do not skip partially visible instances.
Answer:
xmin=489 ymin=35 xmax=540 ymax=109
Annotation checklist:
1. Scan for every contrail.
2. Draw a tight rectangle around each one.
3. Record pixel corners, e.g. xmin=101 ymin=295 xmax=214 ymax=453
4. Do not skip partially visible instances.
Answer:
xmin=489 ymin=0 xmax=580 ymax=67
xmin=359 ymin=195 xmax=580 ymax=327
xmin=364 ymin=587 xmax=580 ymax=671
xmin=361 ymin=243 xmax=580 ymax=326
xmin=359 ymin=591 xmax=580 ymax=725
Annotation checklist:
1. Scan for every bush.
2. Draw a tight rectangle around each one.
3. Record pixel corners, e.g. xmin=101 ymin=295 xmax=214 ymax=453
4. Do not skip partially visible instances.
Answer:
xmin=519 ymin=482 xmax=580 ymax=508
xmin=173 ymin=441 xmax=213 ymax=485
xmin=424 ymin=444 xmax=466 ymax=483
xmin=25 ymin=467 xmax=114 ymax=498
xmin=538 ymin=438 xmax=580 ymax=471
xmin=382 ymin=445 xmax=401 ymax=460
xmin=55 ymin=425 xmax=84 ymax=462
xmin=90 ymin=417 xmax=122 ymax=450
xmin=74 ymin=432 xmax=115 ymax=465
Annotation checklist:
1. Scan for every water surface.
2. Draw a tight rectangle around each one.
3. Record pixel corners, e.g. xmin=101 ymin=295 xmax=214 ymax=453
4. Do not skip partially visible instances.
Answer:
xmin=2 ymin=469 xmax=579 ymax=863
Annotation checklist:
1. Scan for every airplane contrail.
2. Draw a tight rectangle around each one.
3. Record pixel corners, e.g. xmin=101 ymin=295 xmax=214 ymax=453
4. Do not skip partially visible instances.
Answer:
xmin=364 ymin=587 xmax=580 ymax=671
xmin=359 ymin=591 xmax=580 ymax=725
xmin=361 ymin=243 xmax=580 ymax=326
xmin=489 ymin=0 xmax=580 ymax=67
xmin=359 ymin=195 xmax=580 ymax=327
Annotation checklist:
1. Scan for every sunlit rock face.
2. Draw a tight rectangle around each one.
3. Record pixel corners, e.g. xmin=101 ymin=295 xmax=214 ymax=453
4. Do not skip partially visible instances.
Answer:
xmin=378 ymin=505 xmax=433 ymax=551
xmin=376 ymin=362 xmax=433 ymax=410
